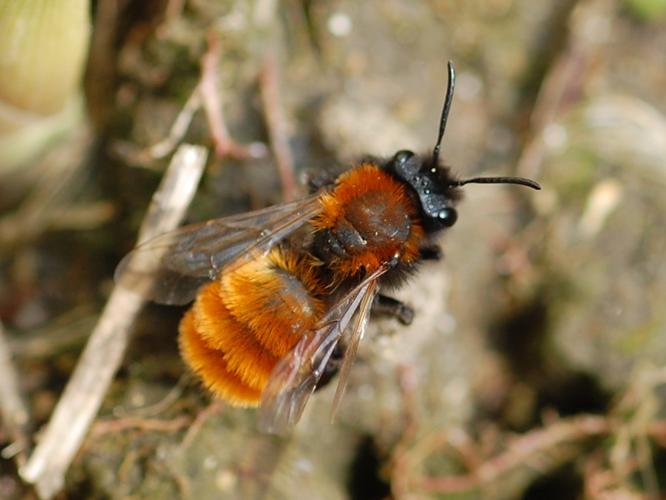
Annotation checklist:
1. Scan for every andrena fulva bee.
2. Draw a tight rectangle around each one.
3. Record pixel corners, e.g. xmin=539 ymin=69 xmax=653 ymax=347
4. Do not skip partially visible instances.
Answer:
xmin=116 ymin=63 xmax=540 ymax=433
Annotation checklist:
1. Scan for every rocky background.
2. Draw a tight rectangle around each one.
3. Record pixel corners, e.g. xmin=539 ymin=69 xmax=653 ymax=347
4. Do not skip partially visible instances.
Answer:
xmin=1 ymin=0 xmax=666 ymax=498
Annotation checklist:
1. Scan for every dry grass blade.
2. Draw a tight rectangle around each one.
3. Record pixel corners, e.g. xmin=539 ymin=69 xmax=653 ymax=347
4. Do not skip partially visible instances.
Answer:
xmin=20 ymin=144 xmax=207 ymax=499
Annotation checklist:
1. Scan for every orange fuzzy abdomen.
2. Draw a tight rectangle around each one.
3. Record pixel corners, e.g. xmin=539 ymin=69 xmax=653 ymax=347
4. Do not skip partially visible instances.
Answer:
xmin=178 ymin=248 xmax=325 ymax=407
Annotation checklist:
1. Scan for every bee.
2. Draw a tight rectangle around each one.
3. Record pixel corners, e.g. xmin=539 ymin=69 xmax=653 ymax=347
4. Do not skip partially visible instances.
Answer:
xmin=116 ymin=62 xmax=540 ymax=434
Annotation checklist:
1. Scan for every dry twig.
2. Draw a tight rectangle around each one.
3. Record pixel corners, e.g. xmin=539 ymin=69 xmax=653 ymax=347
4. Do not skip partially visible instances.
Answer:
xmin=89 ymin=415 xmax=191 ymax=438
xmin=419 ymin=415 xmax=610 ymax=495
xmin=20 ymin=145 xmax=207 ymax=499
xmin=143 ymin=89 xmax=203 ymax=161
xmin=114 ymin=31 xmax=267 ymax=168
xmin=259 ymin=52 xmax=298 ymax=201
xmin=415 ymin=414 xmax=666 ymax=497
xmin=200 ymin=32 xmax=266 ymax=161
xmin=179 ymin=400 xmax=225 ymax=451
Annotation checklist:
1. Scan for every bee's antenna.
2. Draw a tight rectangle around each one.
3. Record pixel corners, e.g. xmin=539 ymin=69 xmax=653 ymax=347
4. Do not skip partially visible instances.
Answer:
xmin=451 ymin=176 xmax=542 ymax=190
xmin=432 ymin=61 xmax=456 ymax=166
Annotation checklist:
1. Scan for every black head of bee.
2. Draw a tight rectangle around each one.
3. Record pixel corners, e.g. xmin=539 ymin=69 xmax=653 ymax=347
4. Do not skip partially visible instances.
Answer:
xmin=385 ymin=62 xmax=540 ymax=233
xmin=385 ymin=149 xmax=461 ymax=230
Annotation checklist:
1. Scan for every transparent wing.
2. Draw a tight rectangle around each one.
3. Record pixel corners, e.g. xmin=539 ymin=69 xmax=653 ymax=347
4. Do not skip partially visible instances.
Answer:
xmin=330 ymin=277 xmax=377 ymax=421
xmin=114 ymin=194 xmax=322 ymax=305
xmin=258 ymin=265 xmax=387 ymax=435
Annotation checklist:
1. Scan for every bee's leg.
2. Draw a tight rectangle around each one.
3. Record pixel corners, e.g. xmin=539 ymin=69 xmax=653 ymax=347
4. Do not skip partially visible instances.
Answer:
xmin=314 ymin=344 xmax=343 ymax=391
xmin=315 ymin=295 xmax=417 ymax=392
xmin=372 ymin=294 xmax=414 ymax=326
xmin=419 ymin=244 xmax=443 ymax=261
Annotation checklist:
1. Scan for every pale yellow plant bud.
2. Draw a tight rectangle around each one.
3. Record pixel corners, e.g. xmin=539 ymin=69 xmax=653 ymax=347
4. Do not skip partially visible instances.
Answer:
xmin=0 ymin=0 xmax=90 ymax=172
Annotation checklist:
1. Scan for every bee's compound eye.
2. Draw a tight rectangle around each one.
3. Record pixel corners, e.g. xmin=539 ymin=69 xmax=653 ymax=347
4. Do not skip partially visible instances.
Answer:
xmin=438 ymin=207 xmax=457 ymax=227
xmin=394 ymin=150 xmax=415 ymax=167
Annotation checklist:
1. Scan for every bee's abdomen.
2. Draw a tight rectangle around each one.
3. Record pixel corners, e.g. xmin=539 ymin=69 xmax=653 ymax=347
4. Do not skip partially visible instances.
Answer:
xmin=179 ymin=309 xmax=262 ymax=406
xmin=179 ymin=248 xmax=325 ymax=407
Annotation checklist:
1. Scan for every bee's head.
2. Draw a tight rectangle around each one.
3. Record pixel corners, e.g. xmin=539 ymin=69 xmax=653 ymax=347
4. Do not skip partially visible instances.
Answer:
xmin=387 ymin=62 xmax=540 ymax=232
xmin=386 ymin=149 xmax=461 ymax=229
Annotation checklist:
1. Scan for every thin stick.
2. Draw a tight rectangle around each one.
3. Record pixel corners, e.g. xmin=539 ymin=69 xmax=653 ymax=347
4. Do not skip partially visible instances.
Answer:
xmin=20 ymin=144 xmax=208 ymax=499
xmin=179 ymin=400 xmax=225 ymax=451
xmin=200 ymin=32 xmax=266 ymax=161
xmin=259 ymin=52 xmax=298 ymax=201
xmin=0 ymin=320 xmax=31 ymax=466
xmin=88 ymin=415 xmax=191 ymax=437
xmin=420 ymin=415 xmax=611 ymax=494
xmin=146 ymin=88 xmax=202 ymax=160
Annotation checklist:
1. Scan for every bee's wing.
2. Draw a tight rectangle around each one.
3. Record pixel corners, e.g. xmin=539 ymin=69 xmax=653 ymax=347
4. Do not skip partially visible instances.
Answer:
xmin=329 ymin=278 xmax=376 ymax=421
xmin=258 ymin=264 xmax=387 ymax=435
xmin=114 ymin=194 xmax=322 ymax=305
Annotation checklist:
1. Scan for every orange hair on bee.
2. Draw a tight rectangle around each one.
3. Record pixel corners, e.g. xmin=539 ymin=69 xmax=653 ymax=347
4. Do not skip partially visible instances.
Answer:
xmin=314 ymin=163 xmax=425 ymax=277
xmin=194 ymin=283 xmax=278 ymax=389
xmin=222 ymin=248 xmax=325 ymax=356
xmin=178 ymin=248 xmax=326 ymax=407
xmin=179 ymin=309 xmax=262 ymax=406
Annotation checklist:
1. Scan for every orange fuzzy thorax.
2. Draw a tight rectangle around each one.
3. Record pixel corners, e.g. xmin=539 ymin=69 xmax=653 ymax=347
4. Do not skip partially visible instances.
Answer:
xmin=178 ymin=248 xmax=325 ymax=407
xmin=313 ymin=163 xmax=425 ymax=277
